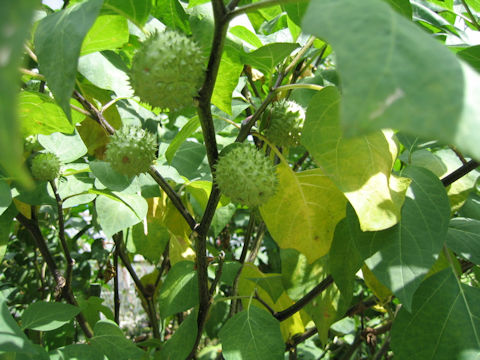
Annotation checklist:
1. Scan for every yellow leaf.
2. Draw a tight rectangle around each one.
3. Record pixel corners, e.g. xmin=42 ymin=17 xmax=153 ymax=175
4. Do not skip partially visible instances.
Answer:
xmin=260 ymin=163 xmax=346 ymax=263
xmin=302 ymin=87 xmax=411 ymax=231
xmin=13 ymin=198 xmax=31 ymax=219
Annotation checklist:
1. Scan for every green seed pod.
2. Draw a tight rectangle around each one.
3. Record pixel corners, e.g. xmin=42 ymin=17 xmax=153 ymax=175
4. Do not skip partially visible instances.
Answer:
xmin=31 ymin=152 xmax=61 ymax=181
xmin=105 ymin=126 xmax=157 ymax=177
xmin=215 ymin=143 xmax=278 ymax=207
xmin=129 ymin=30 xmax=205 ymax=111
xmin=262 ymin=100 xmax=305 ymax=147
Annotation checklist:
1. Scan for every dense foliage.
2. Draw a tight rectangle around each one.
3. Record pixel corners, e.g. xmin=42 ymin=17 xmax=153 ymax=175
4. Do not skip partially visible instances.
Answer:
xmin=1 ymin=0 xmax=480 ymax=359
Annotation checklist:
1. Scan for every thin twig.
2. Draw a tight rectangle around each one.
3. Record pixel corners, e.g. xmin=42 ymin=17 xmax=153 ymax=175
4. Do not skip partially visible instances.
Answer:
xmin=15 ymin=213 xmax=93 ymax=338
xmin=229 ymin=214 xmax=257 ymax=316
xmin=253 ymin=289 xmax=276 ymax=315
xmin=274 ymin=275 xmax=334 ymax=321
xmin=460 ymin=0 xmax=480 ymax=31
xmin=49 ymin=180 xmax=74 ymax=291
xmin=286 ymin=327 xmax=319 ymax=350
xmin=292 ymin=151 xmax=309 ymax=172
xmin=155 ymin=244 xmax=170 ymax=290
xmin=113 ymin=246 xmax=120 ymax=325
xmin=209 ymin=251 xmax=226 ymax=296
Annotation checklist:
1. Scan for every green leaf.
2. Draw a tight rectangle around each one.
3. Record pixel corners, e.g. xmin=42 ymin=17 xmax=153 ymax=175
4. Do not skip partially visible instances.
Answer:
xmin=0 ymin=205 xmax=16 ymax=262
xmin=219 ymin=306 xmax=284 ymax=360
xmin=0 ymin=0 xmax=37 ymax=187
xmin=302 ymin=87 xmax=411 ymax=231
xmin=49 ymin=344 xmax=104 ymax=360
xmin=384 ymin=0 xmax=412 ymax=18
xmin=34 ymin=0 xmax=103 ymax=120
xmin=282 ymin=3 xmax=309 ymax=26
xmin=77 ymin=51 xmax=132 ymax=97
xmin=19 ymin=92 xmax=76 ymax=136
xmin=229 ymin=26 xmax=263 ymax=49
xmin=260 ymin=163 xmax=347 ymax=263
xmin=170 ymin=141 xmax=208 ymax=180
xmin=0 ymin=181 xmax=12 ymax=216
xmin=77 ymin=296 xmax=114 ymax=329
xmin=80 ymin=15 xmax=129 ymax=56
xmin=365 ymin=166 xmax=451 ymax=310
xmin=90 ymin=320 xmax=145 ymax=360
xmin=158 ymin=261 xmax=198 ymax=318
xmin=447 ymin=218 xmax=480 ymax=265
xmin=391 ymin=268 xmax=480 ymax=360
xmin=246 ymin=43 xmax=299 ymax=74
xmin=90 ymin=161 xmax=140 ymax=193
xmin=157 ymin=310 xmax=198 ymax=360
xmin=457 ymin=45 xmax=480 ymax=74
xmin=0 ymin=294 xmax=48 ymax=359
xmin=38 ymin=131 xmax=87 ymax=163
xmin=405 ymin=149 xmax=479 ymax=212
xmin=212 ymin=47 xmax=244 ymax=115
xmin=459 ymin=192 xmax=480 ymax=220
xmin=95 ymin=193 xmax=148 ymax=238
xmin=130 ymin=220 xmax=169 ymax=263
xmin=329 ymin=205 xmax=378 ymax=306
xmin=302 ymin=0 xmax=480 ymax=160
xmin=165 ymin=116 xmax=200 ymax=164
xmin=21 ymin=301 xmax=80 ymax=331
xmin=152 ymin=0 xmax=190 ymax=33
xmin=103 ymin=0 xmax=152 ymax=27
xmin=246 ymin=274 xmax=285 ymax=303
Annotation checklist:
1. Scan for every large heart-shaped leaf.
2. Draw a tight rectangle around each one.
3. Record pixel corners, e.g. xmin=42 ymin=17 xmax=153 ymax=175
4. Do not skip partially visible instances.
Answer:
xmin=260 ymin=163 xmax=347 ymax=262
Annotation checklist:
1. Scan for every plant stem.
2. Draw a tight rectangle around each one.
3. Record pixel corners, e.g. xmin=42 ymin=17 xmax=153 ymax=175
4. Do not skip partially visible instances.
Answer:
xmin=114 ymin=233 xmax=160 ymax=339
xmin=460 ymin=0 xmax=480 ymax=31
xmin=114 ymin=246 xmax=120 ymax=325
xmin=275 ymin=275 xmax=334 ymax=321
xmin=441 ymin=159 xmax=479 ymax=187
xmin=275 ymin=84 xmax=324 ymax=93
xmin=15 ymin=213 xmax=93 ymax=338
xmin=49 ymin=180 xmax=74 ymax=291
xmin=147 ymin=167 xmax=197 ymax=230
xmin=209 ymin=251 xmax=226 ymax=296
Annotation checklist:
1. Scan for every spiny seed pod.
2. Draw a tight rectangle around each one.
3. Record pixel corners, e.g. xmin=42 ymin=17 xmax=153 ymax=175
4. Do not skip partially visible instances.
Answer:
xmin=215 ymin=144 xmax=278 ymax=208
xmin=262 ymin=100 xmax=305 ymax=147
xmin=31 ymin=152 xmax=61 ymax=181
xmin=105 ymin=126 xmax=157 ymax=177
xmin=129 ymin=30 xmax=205 ymax=111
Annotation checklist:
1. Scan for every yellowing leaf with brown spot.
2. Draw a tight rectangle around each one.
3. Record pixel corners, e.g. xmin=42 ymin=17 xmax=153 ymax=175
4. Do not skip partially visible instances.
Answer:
xmin=301 ymin=87 xmax=411 ymax=231
xmin=260 ymin=163 xmax=347 ymax=263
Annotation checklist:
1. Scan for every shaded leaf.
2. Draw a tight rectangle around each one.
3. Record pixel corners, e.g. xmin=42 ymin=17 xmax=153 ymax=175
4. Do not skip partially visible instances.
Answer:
xmin=0 ymin=294 xmax=48 ymax=359
xmin=152 ymin=0 xmax=190 ymax=33
xmin=103 ymin=0 xmax=152 ymax=27
xmin=329 ymin=205 xmax=378 ymax=306
xmin=21 ymin=301 xmax=80 ymax=331
xmin=302 ymin=0 xmax=480 ymax=160
xmin=34 ymin=0 xmax=103 ymax=120
xmin=158 ymin=310 xmax=197 ymax=360
xmin=391 ymin=268 xmax=480 ymax=360
xmin=238 ymin=263 xmax=304 ymax=341
xmin=365 ymin=166 xmax=451 ymax=310
xmin=90 ymin=320 xmax=144 ymax=360
xmin=0 ymin=0 xmax=38 ymax=186
xmin=95 ymin=193 xmax=148 ymax=238
xmin=158 ymin=261 xmax=198 ymax=318
xmin=246 ymin=43 xmax=299 ymax=74
xmin=260 ymin=163 xmax=347 ymax=263
xmin=447 ymin=217 xmax=480 ymax=265
xmin=49 ymin=344 xmax=104 ymax=360
xmin=457 ymin=45 xmax=480 ymax=73
xmin=165 ymin=116 xmax=200 ymax=164
xmin=302 ymin=87 xmax=411 ymax=231
xmin=219 ymin=306 xmax=284 ymax=360
xmin=0 ymin=181 xmax=12 ymax=216
xmin=38 ymin=131 xmax=87 ymax=163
